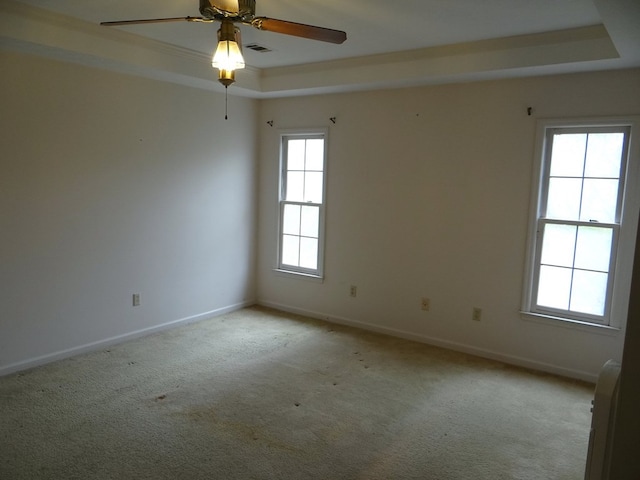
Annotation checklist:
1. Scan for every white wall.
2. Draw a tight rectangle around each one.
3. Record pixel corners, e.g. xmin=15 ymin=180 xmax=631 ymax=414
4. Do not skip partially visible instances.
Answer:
xmin=0 ymin=50 xmax=258 ymax=374
xmin=2 ymin=48 xmax=638 ymax=383
xmin=256 ymin=68 xmax=640 ymax=382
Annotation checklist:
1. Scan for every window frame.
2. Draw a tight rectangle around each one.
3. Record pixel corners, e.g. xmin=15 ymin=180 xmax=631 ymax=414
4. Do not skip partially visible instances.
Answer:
xmin=276 ymin=129 xmax=328 ymax=279
xmin=522 ymin=117 xmax=640 ymax=331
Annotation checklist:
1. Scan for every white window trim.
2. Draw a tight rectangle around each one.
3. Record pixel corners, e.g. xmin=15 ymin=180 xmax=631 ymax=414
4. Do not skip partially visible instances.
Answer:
xmin=521 ymin=116 xmax=640 ymax=331
xmin=275 ymin=128 xmax=329 ymax=280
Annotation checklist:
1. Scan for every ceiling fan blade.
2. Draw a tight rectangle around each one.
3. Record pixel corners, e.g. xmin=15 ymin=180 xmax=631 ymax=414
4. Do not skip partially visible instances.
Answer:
xmin=100 ymin=17 xmax=213 ymax=26
xmin=251 ymin=17 xmax=346 ymax=44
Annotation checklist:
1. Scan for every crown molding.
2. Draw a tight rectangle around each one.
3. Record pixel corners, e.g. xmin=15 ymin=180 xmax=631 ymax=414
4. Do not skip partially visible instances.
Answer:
xmin=257 ymin=25 xmax=619 ymax=97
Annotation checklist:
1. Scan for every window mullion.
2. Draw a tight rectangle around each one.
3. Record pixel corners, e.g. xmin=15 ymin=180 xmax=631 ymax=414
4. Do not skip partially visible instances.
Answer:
xmin=577 ymin=133 xmax=589 ymax=222
xmin=566 ymin=223 xmax=579 ymax=311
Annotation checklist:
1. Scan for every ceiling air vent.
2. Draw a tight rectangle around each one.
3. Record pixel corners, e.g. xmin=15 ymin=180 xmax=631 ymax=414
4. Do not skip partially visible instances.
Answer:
xmin=245 ymin=43 xmax=272 ymax=53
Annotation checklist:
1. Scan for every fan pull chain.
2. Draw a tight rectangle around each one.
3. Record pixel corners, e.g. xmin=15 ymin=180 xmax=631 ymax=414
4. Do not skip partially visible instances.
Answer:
xmin=225 ymin=87 xmax=228 ymax=120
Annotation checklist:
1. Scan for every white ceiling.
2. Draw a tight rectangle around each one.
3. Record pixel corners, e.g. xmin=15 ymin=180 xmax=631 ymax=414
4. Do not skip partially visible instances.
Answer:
xmin=6 ymin=0 xmax=605 ymax=68
xmin=2 ymin=0 xmax=639 ymax=98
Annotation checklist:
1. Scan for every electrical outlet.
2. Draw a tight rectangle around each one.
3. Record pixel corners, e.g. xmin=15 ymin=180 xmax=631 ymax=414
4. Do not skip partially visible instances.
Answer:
xmin=350 ymin=285 xmax=357 ymax=298
xmin=421 ymin=297 xmax=430 ymax=311
xmin=132 ymin=293 xmax=141 ymax=307
xmin=472 ymin=307 xmax=482 ymax=321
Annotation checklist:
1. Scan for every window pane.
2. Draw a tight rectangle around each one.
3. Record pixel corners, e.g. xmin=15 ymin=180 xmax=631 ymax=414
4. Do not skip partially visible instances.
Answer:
xmin=580 ymin=179 xmax=619 ymax=223
xmin=304 ymin=172 xmax=324 ymax=203
xmin=584 ymin=133 xmax=624 ymax=178
xmin=546 ymin=178 xmax=582 ymax=220
xmin=281 ymin=235 xmax=300 ymax=266
xmin=300 ymin=205 xmax=319 ymax=238
xmin=540 ymin=224 xmax=576 ymax=268
xmin=570 ymin=270 xmax=608 ymax=316
xmin=305 ymin=139 xmax=324 ymax=171
xmin=288 ymin=139 xmax=306 ymax=170
xmin=282 ymin=204 xmax=301 ymax=235
xmin=574 ymin=226 xmax=613 ymax=272
xmin=537 ymin=265 xmax=571 ymax=310
xmin=286 ymin=172 xmax=304 ymax=202
xmin=550 ymin=134 xmax=586 ymax=177
xmin=299 ymin=237 xmax=318 ymax=270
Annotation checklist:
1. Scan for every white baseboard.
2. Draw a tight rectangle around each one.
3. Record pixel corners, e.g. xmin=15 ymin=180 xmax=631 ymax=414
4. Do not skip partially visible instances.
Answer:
xmin=258 ymin=300 xmax=598 ymax=384
xmin=0 ymin=301 xmax=254 ymax=377
xmin=2 ymin=300 xmax=598 ymax=383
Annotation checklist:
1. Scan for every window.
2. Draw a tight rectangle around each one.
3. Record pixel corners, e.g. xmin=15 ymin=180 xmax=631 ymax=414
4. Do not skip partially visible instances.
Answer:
xmin=277 ymin=131 xmax=327 ymax=277
xmin=524 ymin=119 xmax=640 ymax=328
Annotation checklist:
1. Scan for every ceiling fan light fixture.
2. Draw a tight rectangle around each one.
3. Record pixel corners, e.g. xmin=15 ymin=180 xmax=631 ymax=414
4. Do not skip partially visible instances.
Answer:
xmin=212 ymin=20 xmax=245 ymax=86
xmin=212 ymin=39 xmax=245 ymax=70
xmin=217 ymin=69 xmax=236 ymax=88
xmin=101 ymin=1 xmax=347 ymax=92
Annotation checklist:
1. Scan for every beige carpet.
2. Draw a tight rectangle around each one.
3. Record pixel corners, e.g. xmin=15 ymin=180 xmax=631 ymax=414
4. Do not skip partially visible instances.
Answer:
xmin=0 ymin=306 xmax=593 ymax=479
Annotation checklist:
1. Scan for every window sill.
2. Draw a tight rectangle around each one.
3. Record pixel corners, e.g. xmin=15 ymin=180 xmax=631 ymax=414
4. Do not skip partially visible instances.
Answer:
xmin=520 ymin=311 xmax=621 ymax=336
xmin=273 ymin=269 xmax=324 ymax=283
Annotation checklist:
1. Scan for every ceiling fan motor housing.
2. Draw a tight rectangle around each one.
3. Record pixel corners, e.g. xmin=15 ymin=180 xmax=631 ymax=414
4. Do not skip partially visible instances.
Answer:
xmin=199 ymin=0 xmax=256 ymax=21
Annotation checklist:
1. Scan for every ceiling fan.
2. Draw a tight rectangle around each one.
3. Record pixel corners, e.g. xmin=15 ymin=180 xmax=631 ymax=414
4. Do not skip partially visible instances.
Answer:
xmin=101 ymin=0 xmax=347 ymax=88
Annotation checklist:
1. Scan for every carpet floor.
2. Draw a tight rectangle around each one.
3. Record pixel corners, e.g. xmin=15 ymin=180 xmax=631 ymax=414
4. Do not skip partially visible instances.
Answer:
xmin=0 ymin=306 xmax=594 ymax=479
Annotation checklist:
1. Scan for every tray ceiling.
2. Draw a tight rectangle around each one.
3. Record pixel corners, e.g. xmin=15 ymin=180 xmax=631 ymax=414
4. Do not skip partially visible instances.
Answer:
xmin=2 ymin=0 xmax=639 ymax=97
